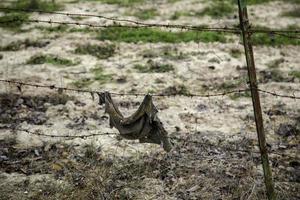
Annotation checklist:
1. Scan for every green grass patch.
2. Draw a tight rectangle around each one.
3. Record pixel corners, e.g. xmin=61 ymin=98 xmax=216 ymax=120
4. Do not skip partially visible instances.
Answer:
xmin=141 ymin=46 xmax=187 ymax=60
xmin=35 ymin=24 xmax=69 ymax=32
xmin=74 ymin=43 xmax=116 ymax=59
xmin=229 ymin=91 xmax=251 ymax=100
xmin=217 ymin=77 xmax=247 ymax=91
xmin=289 ymin=71 xmax=300 ymax=79
xmin=282 ymin=7 xmax=300 ymax=18
xmin=131 ymin=8 xmax=158 ymax=20
xmin=168 ymin=0 xmax=181 ymax=2
xmin=251 ymin=33 xmax=300 ymax=46
xmin=27 ymin=54 xmax=79 ymax=66
xmin=0 ymin=1 xmax=63 ymax=30
xmin=169 ymin=11 xmax=197 ymax=20
xmin=267 ymin=58 xmax=285 ymax=69
xmin=0 ymin=39 xmax=49 ymax=51
xmin=97 ymin=27 xmax=227 ymax=43
xmin=250 ymin=26 xmax=300 ymax=46
xmin=170 ymin=11 xmax=183 ymax=20
xmin=0 ymin=12 xmax=29 ymax=30
xmin=35 ymin=24 xmax=95 ymax=33
xmin=86 ymin=0 xmax=144 ymax=6
xmin=91 ymin=66 xmax=113 ymax=84
xmin=13 ymin=0 xmax=64 ymax=12
xmin=72 ymin=66 xmax=113 ymax=88
xmin=233 ymin=0 xmax=299 ymax=5
xmin=246 ymin=0 xmax=272 ymax=5
xmin=134 ymin=60 xmax=174 ymax=73
xmin=198 ymin=1 xmax=235 ymax=18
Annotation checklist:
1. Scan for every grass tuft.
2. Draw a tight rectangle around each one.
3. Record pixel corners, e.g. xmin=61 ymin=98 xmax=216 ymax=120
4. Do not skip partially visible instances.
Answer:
xmin=251 ymin=33 xmax=300 ymax=46
xmin=131 ymin=8 xmax=158 ymax=20
xmin=267 ymin=58 xmax=285 ymax=69
xmin=36 ymin=24 xmax=69 ymax=32
xmin=0 ymin=39 xmax=49 ymax=51
xmin=282 ymin=7 xmax=300 ymax=18
xmin=251 ymin=26 xmax=300 ymax=46
xmin=198 ymin=1 xmax=235 ymax=18
xmin=141 ymin=46 xmax=187 ymax=60
xmin=134 ymin=60 xmax=174 ymax=73
xmin=86 ymin=0 xmax=144 ymax=6
xmin=97 ymin=27 xmax=227 ymax=43
xmin=289 ymin=71 xmax=300 ymax=79
xmin=72 ymin=65 xmax=113 ymax=88
xmin=0 ymin=13 xmax=29 ymax=30
xmin=27 ymin=54 xmax=79 ymax=66
xmin=14 ymin=0 xmax=64 ymax=12
xmin=91 ymin=66 xmax=113 ymax=84
xmin=0 ymin=0 xmax=63 ymax=30
xmin=74 ymin=43 xmax=116 ymax=59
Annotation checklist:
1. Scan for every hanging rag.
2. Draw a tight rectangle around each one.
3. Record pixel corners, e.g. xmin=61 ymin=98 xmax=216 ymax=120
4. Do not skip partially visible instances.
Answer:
xmin=97 ymin=92 xmax=172 ymax=152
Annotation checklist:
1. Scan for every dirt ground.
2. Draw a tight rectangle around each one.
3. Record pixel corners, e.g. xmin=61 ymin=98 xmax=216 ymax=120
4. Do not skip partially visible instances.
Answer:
xmin=0 ymin=0 xmax=299 ymax=199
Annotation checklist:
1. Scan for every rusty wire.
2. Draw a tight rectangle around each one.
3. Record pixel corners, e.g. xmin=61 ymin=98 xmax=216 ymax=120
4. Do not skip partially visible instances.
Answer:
xmin=1 ymin=126 xmax=115 ymax=139
xmin=2 ymin=126 xmax=296 ymax=158
xmin=0 ymin=7 xmax=240 ymax=33
xmin=0 ymin=79 xmax=299 ymax=99
xmin=0 ymin=79 xmax=250 ymax=98
xmin=1 ymin=7 xmax=300 ymax=39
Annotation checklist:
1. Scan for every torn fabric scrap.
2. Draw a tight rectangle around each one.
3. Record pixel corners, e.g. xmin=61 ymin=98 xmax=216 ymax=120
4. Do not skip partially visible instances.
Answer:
xmin=100 ymin=92 xmax=172 ymax=152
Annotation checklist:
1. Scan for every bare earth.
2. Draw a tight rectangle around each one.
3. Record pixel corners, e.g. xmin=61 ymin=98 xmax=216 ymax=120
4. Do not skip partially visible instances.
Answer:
xmin=0 ymin=0 xmax=299 ymax=199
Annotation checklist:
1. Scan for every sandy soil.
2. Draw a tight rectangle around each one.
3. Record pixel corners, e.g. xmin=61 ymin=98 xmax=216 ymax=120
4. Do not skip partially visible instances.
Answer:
xmin=0 ymin=0 xmax=299 ymax=199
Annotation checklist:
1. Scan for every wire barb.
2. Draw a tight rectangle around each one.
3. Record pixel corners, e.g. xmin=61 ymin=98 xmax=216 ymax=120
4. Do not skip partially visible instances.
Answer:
xmin=0 ymin=7 xmax=299 ymax=39
xmin=0 ymin=79 xmax=299 ymax=99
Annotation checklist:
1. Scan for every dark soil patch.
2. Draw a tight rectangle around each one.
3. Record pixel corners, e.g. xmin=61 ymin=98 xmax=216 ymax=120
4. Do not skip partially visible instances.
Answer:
xmin=0 ymin=93 xmax=73 ymax=125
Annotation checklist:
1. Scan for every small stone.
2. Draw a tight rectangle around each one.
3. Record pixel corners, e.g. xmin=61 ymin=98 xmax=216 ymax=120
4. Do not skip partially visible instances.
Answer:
xmin=196 ymin=104 xmax=207 ymax=112
xmin=208 ymin=66 xmax=215 ymax=70
xmin=0 ymin=155 xmax=8 ymax=161
xmin=34 ymin=149 xmax=40 ymax=156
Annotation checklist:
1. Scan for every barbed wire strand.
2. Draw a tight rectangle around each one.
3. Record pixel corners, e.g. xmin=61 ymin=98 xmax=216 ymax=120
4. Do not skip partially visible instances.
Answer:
xmin=1 ymin=79 xmax=299 ymax=99
xmin=0 ymin=7 xmax=240 ymax=32
xmin=0 ymin=18 xmax=240 ymax=33
xmin=7 ymin=127 xmax=115 ymax=139
xmin=3 ymin=126 xmax=297 ymax=159
xmin=1 ymin=7 xmax=300 ymax=38
xmin=0 ymin=79 xmax=249 ymax=98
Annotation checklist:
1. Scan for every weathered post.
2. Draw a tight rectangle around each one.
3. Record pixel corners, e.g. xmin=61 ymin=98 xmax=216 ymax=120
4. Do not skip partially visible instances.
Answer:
xmin=237 ymin=0 xmax=276 ymax=199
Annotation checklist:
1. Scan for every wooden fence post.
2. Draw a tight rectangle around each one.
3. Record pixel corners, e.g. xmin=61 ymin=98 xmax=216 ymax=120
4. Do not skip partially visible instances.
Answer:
xmin=237 ymin=0 xmax=276 ymax=199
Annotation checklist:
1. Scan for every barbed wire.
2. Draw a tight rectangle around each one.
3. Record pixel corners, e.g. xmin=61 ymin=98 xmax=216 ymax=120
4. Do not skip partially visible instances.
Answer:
xmin=1 ymin=79 xmax=299 ymax=99
xmin=0 ymin=79 xmax=250 ymax=98
xmin=1 ymin=7 xmax=300 ymax=38
xmin=261 ymin=32 xmax=300 ymax=40
xmin=0 ymin=16 xmax=240 ymax=34
xmin=1 ymin=18 xmax=298 ymax=41
xmin=0 ymin=7 xmax=238 ymax=32
xmin=2 ymin=126 xmax=296 ymax=158
xmin=2 ymin=126 xmax=115 ymax=139
xmin=257 ymin=88 xmax=300 ymax=100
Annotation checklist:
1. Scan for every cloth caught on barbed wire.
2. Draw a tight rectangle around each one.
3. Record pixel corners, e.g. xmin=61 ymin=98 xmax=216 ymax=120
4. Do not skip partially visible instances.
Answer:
xmin=97 ymin=92 xmax=172 ymax=152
